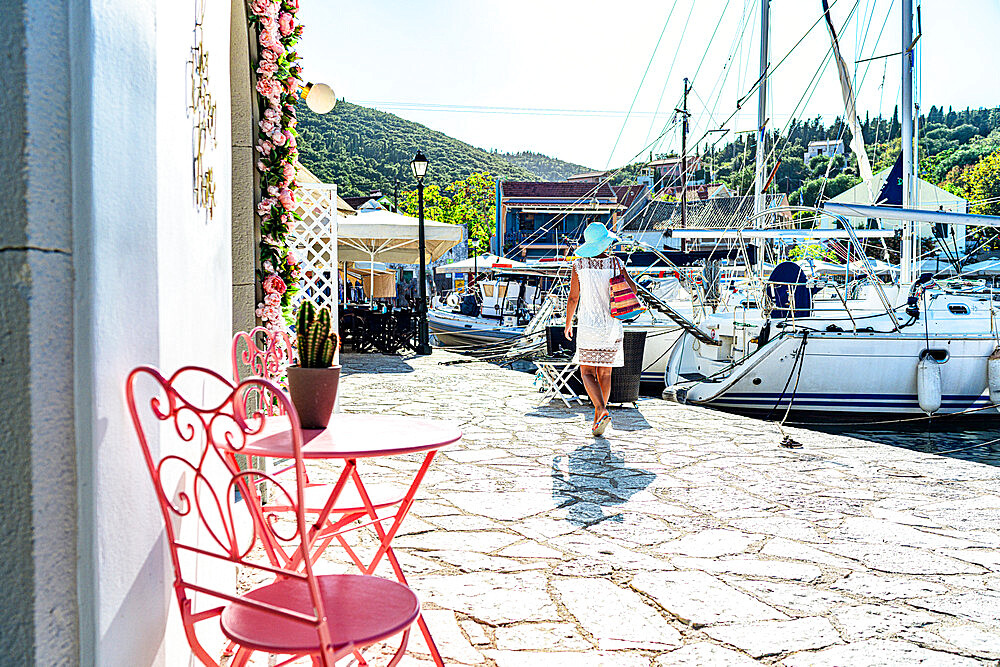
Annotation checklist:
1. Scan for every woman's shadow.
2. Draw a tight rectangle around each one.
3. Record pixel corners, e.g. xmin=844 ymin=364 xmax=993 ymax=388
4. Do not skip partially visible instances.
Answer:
xmin=552 ymin=437 xmax=655 ymax=526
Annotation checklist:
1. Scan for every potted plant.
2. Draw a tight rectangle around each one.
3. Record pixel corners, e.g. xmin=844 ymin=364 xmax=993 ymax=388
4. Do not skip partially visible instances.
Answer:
xmin=286 ymin=302 xmax=341 ymax=429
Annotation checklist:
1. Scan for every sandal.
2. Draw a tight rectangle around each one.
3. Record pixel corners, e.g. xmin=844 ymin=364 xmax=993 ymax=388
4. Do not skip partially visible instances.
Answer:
xmin=592 ymin=413 xmax=611 ymax=436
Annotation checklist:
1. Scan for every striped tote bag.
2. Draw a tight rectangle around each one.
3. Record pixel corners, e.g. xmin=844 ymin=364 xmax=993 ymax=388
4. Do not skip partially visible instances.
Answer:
xmin=609 ymin=262 xmax=645 ymax=321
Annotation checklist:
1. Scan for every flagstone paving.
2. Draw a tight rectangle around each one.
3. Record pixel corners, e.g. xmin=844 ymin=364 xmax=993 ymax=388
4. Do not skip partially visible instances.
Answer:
xmin=295 ymin=352 xmax=1000 ymax=665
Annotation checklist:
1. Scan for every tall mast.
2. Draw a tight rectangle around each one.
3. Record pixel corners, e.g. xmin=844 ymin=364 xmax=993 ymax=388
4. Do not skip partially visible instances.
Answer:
xmin=901 ymin=0 xmax=915 ymax=283
xmin=680 ymin=78 xmax=690 ymax=229
xmin=753 ymin=0 xmax=770 ymax=217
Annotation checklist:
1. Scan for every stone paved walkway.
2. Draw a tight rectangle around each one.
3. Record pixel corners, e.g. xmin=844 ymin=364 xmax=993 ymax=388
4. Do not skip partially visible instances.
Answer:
xmin=312 ymin=352 xmax=1000 ymax=665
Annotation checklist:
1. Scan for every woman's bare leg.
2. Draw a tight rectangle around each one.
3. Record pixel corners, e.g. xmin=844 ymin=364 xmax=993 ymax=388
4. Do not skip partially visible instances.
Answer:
xmin=597 ymin=366 xmax=612 ymax=412
xmin=580 ymin=364 xmax=606 ymax=426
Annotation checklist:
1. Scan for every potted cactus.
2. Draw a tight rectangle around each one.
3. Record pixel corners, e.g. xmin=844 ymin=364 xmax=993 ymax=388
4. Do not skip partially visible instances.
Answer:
xmin=286 ymin=302 xmax=341 ymax=428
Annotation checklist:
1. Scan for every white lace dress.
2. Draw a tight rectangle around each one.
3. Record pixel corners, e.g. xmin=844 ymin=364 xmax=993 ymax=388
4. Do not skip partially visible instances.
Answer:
xmin=571 ymin=256 xmax=624 ymax=368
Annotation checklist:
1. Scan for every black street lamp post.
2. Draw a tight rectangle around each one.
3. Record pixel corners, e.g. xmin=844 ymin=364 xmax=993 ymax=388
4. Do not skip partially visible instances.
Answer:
xmin=411 ymin=151 xmax=432 ymax=355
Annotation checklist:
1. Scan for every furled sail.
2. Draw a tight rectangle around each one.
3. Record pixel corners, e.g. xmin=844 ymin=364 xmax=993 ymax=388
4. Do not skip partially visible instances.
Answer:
xmin=821 ymin=0 xmax=875 ymax=202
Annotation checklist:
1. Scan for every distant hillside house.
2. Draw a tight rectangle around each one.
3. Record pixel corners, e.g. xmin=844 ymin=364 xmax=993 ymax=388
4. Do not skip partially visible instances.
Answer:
xmin=645 ymin=156 xmax=702 ymax=193
xmin=342 ymin=194 xmax=391 ymax=212
xmin=566 ymin=170 xmax=609 ymax=183
xmin=494 ymin=181 xmax=649 ymax=259
xmin=804 ymin=139 xmax=845 ymax=161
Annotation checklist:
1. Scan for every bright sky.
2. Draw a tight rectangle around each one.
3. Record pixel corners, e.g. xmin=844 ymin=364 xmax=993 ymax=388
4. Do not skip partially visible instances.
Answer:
xmin=297 ymin=0 xmax=1000 ymax=171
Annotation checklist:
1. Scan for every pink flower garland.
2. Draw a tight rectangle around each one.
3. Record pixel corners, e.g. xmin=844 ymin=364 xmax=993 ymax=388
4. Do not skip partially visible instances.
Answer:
xmin=249 ymin=0 xmax=304 ymax=334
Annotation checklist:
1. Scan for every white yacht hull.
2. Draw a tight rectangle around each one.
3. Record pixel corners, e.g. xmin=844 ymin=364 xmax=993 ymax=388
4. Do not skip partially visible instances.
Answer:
xmin=667 ymin=331 xmax=997 ymax=415
xmin=428 ymin=308 xmax=524 ymax=347
xmin=625 ymin=323 xmax=686 ymax=384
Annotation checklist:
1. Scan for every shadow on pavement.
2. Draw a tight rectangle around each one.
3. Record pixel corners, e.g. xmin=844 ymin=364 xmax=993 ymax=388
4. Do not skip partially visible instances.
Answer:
xmin=552 ymin=439 xmax=655 ymax=526
xmin=339 ymin=353 xmax=415 ymax=377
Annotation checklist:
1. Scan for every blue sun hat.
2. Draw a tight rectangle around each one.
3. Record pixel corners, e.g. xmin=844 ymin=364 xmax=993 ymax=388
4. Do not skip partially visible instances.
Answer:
xmin=574 ymin=222 xmax=620 ymax=258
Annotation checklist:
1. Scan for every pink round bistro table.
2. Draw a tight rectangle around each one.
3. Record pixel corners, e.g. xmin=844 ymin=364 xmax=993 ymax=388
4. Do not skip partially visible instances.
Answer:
xmin=241 ymin=413 xmax=462 ymax=459
xmin=241 ymin=412 xmax=461 ymax=667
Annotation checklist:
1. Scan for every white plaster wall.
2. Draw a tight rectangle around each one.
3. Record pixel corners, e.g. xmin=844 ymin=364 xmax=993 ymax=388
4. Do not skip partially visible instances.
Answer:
xmin=74 ymin=0 xmax=234 ymax=664
xmin=155 ymin=1 xmax=235 ymax=664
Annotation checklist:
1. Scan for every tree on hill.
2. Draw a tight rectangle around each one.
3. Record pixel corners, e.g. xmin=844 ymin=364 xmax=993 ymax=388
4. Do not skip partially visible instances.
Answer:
xmin=295 ymin=100 xmax=536 ymax=196
xmin=398 ymin=171 xmax=496 ymax=252
xmin=500 ymin=151 xmax=593 ymax=181
xmin=942 ymin=149 xmax=1000 ymax=252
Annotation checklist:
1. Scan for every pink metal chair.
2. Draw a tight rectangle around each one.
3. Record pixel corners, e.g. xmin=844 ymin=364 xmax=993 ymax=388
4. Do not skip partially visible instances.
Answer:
xmin=230 ymin=329 xmax=445 ymax=665
xmin=126 ymin=365 xmax=420 ymax=666
xmin=232 ymin=326 xmax=294 ymax=415
xmin=230 ymin=328 xmax=405 ymax=519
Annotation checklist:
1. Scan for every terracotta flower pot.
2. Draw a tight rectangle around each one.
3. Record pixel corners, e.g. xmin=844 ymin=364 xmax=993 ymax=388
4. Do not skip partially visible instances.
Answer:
xmin=286 ymin=365 xmax=341 ymax=429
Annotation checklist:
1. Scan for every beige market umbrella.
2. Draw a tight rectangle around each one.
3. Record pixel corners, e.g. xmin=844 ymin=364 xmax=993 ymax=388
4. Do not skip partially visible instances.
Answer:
xmin=337 ymin=209 xmax=463 ymax=304
xmin=337 ymin=209 xmax=463 ymax=264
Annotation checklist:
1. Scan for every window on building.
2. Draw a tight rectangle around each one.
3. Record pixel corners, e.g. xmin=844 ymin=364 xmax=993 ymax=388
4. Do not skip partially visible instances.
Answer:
xmin=520 ymin=213 xmax=535 ymax=231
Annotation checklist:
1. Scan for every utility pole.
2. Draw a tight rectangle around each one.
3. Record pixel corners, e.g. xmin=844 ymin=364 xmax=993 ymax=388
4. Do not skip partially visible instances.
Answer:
xmin=393 ymin=178 xmax=399 ymax=213
xmin=677 ymin=78 xmax=691 ymax=229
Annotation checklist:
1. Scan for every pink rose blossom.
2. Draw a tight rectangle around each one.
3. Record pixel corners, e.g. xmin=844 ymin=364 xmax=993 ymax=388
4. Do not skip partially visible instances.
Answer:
xmin=282 ymin=162 xmax=296 ymax=182
xmin=256 ymin=78 xmax=281 ymax=99
xmin=260 ymin=119 xmax=275 ymax=134
xmin=271 ymin=131 xmax=287 ymax=147
xmin=257 ymin=160 xmax=266 ymax=172
xmin=257 ymin=140 xmax=272 ymax=156
xmin=268 ymin=185 xmax=279 ymax=197
xmin=278 ymin=188 xmax=295 ymax=210
xmin=264 ymin=107 xmax=280 ymax=121
xmin=259 ymin=28 xmax=280 ymax=49
xmin=261 ymin=48 xmax=278 ymax=62
xmin=257 ymin=61 xmax=278 ymax=76
xmin=283 ymin=129 xmax=296 ymax=147
xmin=250 ymin=0 xmax=272 ymax=16
xmin=263 ymin=274 xmax=287 ymax=295
xmin=278 ymin=12 xmax=294 ymax=35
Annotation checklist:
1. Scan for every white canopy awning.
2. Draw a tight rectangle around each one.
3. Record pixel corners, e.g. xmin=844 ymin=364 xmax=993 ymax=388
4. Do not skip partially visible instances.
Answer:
xmin=435 ymin=254 xmax=530 ymax=274
xmin=337 ymin=208 xmax=463 ymax=264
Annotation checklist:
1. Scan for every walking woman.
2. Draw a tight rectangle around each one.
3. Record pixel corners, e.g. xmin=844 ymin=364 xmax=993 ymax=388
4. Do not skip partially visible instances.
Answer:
xmin=564 ymin=222 xmax=638 ymax=436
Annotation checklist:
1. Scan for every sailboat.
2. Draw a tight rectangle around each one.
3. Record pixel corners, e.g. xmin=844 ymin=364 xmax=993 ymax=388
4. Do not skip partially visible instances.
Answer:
xmin=661 ymin=0 xmax=1000 ymax=416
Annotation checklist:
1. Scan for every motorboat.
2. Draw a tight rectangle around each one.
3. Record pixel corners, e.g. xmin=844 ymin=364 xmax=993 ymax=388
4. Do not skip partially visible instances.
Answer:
xmin=429 ymin=277 xmax=542 ymax=346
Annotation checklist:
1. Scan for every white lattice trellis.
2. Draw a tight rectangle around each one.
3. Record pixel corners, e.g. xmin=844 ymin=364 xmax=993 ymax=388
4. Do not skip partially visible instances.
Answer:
xmin=288 ymin=183 xmax=339 ymax=321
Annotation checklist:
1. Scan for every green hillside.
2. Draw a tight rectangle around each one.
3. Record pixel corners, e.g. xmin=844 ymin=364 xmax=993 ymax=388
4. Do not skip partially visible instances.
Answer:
xmin=500 ymin=151 xmax=594 ymax=181
xmin=296 ymin=101 xmax=543 ymax=197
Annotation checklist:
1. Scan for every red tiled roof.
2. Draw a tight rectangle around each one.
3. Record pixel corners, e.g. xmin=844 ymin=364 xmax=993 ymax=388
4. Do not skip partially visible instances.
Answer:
xmin=612 ymin=185 xmax=646 ymax=209
xmin=501 ymin=181 xmax=616 ymax=200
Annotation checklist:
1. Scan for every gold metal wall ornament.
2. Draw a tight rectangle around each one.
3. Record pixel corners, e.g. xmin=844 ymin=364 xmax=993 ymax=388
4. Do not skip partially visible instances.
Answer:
xmin=188 ymin=0 xmax=217 ymax=218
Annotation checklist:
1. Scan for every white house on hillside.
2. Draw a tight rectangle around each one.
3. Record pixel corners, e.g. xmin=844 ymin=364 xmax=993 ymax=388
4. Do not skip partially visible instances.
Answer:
xmin=804 ymin=139 xmax=845 ymax=161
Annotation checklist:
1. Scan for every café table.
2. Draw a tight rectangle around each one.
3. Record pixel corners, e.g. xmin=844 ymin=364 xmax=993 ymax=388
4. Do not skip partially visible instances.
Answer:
xmin=239 ymin=412 xmax=462 ymax=666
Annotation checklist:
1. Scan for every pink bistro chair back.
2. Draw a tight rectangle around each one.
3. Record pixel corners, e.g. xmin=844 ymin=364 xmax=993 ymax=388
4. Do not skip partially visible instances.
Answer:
xmin=126 ymin=365 xmax=419 ymax=666
xmin=231 ymin=327 xmax=295 ymax=416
